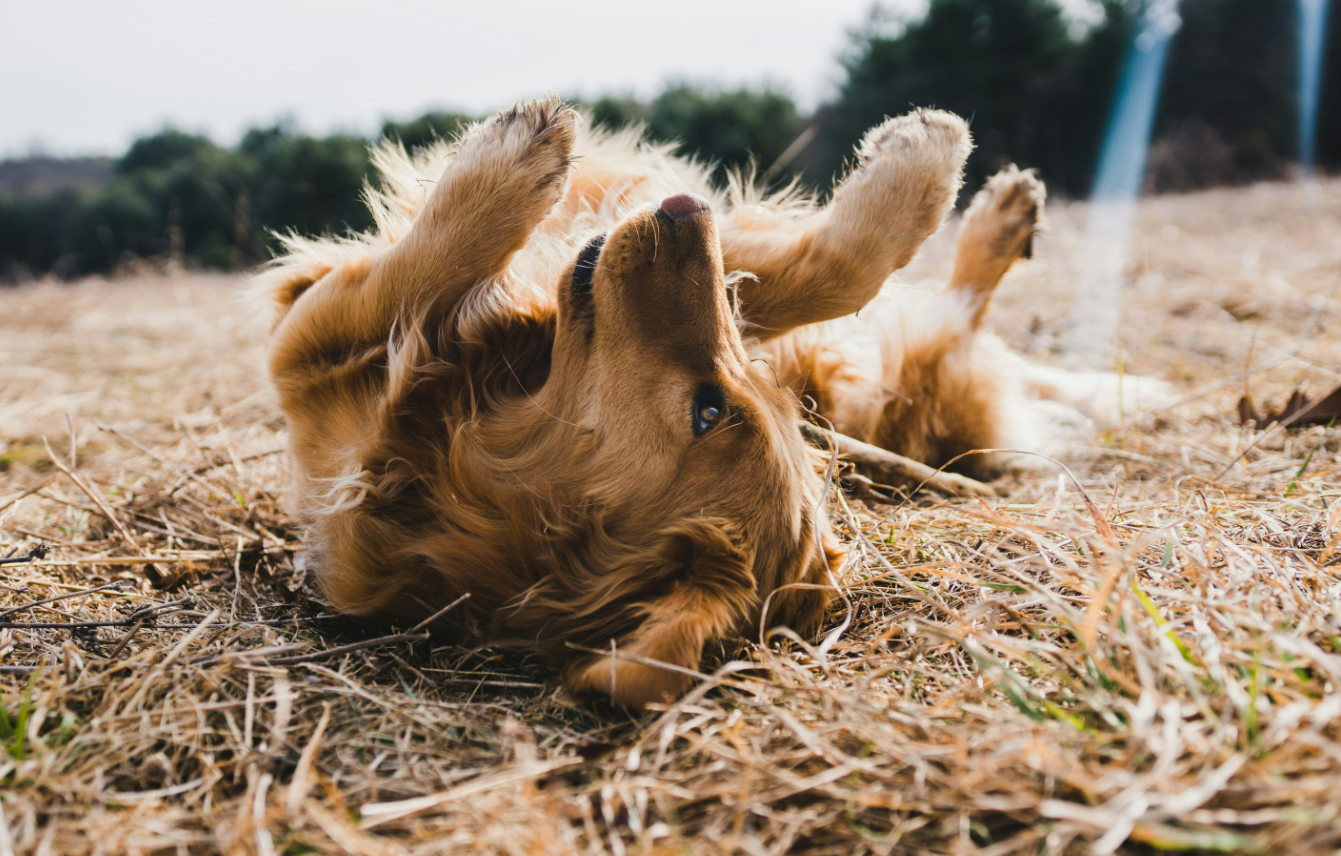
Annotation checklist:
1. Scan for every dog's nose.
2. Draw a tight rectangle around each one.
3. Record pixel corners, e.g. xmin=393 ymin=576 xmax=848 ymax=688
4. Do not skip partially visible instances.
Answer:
xmin=660 ymin=193 xmax=710 ymax=221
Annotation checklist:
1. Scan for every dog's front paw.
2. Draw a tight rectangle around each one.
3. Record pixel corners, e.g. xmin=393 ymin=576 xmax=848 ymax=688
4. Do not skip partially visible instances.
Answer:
xmin=846 ymin=108 xmax=972 ymax=217
xmin=455 ymin=95 xmax=577 ymax=198
xmin=857 ymin=108 xmax=971 ymax=169
xmin=826 ymin=109 xmax=972 ymax=274
xmin=404 ymin=96 xmax=579 ymax=277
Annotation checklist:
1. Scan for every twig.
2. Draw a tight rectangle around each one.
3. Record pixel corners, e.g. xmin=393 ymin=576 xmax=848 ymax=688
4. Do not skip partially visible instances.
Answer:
xmin=104 ymin=619 xmax=147 ymax=660
xmin=189 ymin=643 xmax=308 ymax=666
xmin=264 ymin=630 xmax=430 ymax=666
xmin=0 ymin=543 xmax=50 ymax=567
xmin=410 ymin=593 xmax=471 ymax=632
xmin=0 ymin=476 xmax=58 ymax=516
xmin=0 ymin=578 xmax=128 ymax=620
xmin=798 ymin=421 xmax=997 ymax=498
xmin=189 ymin=447 xmax=285 ymax=476
xmin=30 ymin=545 xmax=297 ymax=566
xmin=0 ymin=598 xmax=191 ymax=630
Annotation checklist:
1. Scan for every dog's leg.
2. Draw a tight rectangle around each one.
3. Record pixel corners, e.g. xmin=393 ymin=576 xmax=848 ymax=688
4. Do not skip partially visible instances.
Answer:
xmin=721 ymin=109 xmax=970 ymax=341
xmin=861 ymin=169 xmax=1046 ymax=471
xmin=385 ymin=97 xmax=576 ymax=296
xmin=945 ymin=164 xmax=1045 ymax=329
xmin=269 ymin=97 xmax=576 ymax=371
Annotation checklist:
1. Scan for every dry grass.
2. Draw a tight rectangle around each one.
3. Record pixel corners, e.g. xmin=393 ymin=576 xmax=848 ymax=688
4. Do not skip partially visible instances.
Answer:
xmin=2 ymin=179 xmax=1340 ymax=855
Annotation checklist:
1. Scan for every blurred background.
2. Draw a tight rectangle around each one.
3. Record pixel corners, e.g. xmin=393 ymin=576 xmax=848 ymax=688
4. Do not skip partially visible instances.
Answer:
xmin=0 ymin=0 xmax=1336 ymax=282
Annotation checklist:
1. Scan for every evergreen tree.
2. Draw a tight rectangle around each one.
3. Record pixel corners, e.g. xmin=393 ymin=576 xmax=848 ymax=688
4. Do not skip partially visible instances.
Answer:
xmin=380 ymin=111 xmax=475 ymax=152
xmin=808 ymin=0 xmax=1135 ymax=198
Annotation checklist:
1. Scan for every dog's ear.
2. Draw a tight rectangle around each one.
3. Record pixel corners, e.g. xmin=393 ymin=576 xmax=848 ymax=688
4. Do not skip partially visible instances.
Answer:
xmin=563 ymin=523 xmax=757 ymax=709
xmin=251 ymin=259 xmax=334 ymax=328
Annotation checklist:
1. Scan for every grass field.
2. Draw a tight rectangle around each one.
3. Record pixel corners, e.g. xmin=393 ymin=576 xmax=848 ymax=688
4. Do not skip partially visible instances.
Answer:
xmin=1 ymin=178 xmax=1340 ymax=855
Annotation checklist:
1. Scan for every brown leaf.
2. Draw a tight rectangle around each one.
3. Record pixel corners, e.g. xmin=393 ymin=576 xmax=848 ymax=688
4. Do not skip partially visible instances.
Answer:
xmin=1237 ymin=385 xmax=1338 ymax=428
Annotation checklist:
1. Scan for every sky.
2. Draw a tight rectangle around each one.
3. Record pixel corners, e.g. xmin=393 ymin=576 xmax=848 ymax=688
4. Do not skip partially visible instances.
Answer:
xmin=2 ymin=0 xmax=896 ymax=158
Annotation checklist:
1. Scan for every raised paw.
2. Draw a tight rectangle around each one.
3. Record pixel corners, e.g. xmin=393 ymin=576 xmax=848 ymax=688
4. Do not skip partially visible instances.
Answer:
xmin=856 ymin=108 xmax=973 ymax=175
xmin=714 ymin=108 xmax=971 ymax=339
xmin=453 ymin=95 xmax=578 ymax=198
xmin=827 ymin=108 xmax=973 ymax=277
xmin=393 ymin=96 xmax=578 ymax=288
xmin=960 ymin=165 xmax=1045 ymax=263
xmin=948 ymin=165 xmax=1046 ymax=328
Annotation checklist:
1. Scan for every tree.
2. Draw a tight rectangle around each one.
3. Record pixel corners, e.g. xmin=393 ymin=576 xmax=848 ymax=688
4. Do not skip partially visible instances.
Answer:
xmin=809 ymin=0 xmax=1136 ymax=198
xmin=247 ymin=130 xmax=375 ymax=248
xmin=380 ymin=111 xmax=475 ymax=152
xmin=117 ymin=129 xmax=219 ymax=174
xmin=576 ymin=86 xmax=803 ymax=183
xmin=585 ymin=96 xmax=644 ymax=133
xmin=646 ymin=85 xmax=803 ymax=178
xmin=1148 ymin=0 xmax=1297 ymax=190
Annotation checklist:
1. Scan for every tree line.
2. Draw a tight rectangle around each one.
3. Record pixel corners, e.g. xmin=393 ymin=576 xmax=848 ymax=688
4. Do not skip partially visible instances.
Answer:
xmin=1 ymin=0 xmax=1335 ymax=281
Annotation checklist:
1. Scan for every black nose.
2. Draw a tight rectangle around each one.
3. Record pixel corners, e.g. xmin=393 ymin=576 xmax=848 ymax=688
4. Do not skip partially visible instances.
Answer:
xmin=659 ymin=193 xmax=710 ymax=221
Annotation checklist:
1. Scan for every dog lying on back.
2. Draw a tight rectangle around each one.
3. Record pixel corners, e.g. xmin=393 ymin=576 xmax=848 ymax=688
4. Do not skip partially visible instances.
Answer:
xmin=258 ymin=97 xmax=1136 ymax=707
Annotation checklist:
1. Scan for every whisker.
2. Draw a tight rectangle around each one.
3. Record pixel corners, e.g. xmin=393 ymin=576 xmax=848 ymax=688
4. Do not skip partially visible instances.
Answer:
xmin=501 ymin=354 xmax=585 ymax=429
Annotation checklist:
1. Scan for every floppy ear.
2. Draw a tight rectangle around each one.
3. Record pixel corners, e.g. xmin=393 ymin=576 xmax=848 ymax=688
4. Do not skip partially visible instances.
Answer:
xmin=252 ymin=260 xmax=333 ymax=327
xmin=563 ymin=525 xmax=758 ymax=709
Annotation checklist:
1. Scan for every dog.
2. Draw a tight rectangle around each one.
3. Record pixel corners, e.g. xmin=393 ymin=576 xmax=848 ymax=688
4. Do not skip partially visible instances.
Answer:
xmin=257 ymin=96 xmax=1143 ymax=707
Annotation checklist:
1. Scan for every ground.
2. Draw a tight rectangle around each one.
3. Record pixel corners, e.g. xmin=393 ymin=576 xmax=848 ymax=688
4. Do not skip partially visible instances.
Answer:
xmin=1 ymin=179 xmax=1340 ymax=855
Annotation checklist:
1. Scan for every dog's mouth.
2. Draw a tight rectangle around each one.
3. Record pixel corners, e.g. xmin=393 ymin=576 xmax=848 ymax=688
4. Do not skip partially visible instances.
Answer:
xmin=570 ymin=233 xmax=606 ymax=299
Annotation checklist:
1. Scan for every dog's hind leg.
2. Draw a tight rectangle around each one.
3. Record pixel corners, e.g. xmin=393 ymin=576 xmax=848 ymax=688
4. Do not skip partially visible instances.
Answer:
xmin=945 ymin=164 xmax=1045 ymax=329
xmin=859 ymin=168 xmax=1046 ymax=471
xmin=720 ymin=109 xmax=971 ymax=341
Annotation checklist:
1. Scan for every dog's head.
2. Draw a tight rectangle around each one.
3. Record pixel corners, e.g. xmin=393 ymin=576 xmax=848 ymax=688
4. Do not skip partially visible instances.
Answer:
xmin=492 ymin=193 xmax=841 ymax=707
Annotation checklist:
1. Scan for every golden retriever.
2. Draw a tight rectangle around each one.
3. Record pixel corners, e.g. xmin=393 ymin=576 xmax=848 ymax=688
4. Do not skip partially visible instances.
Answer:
xmin=257 ymin=96 xmax=1118 ymax=707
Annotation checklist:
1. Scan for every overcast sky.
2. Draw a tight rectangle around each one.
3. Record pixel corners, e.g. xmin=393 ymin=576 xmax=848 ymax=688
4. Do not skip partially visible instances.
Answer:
xmin=2 ymin=0 xmax=907 ymax=158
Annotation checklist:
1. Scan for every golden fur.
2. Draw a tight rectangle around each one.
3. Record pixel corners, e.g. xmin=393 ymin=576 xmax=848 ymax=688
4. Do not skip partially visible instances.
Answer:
xmin=257 ymin=95 xmax=1124 ymax=708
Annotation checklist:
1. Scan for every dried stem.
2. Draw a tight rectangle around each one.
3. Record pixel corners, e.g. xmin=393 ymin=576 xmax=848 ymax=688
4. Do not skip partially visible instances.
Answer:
xmin=798 ymin=420 xmax=997 ymax=498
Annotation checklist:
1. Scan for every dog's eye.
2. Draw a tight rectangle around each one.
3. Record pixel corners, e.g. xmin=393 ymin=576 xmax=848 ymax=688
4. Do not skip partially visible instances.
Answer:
xmin=571 ymin=233 xmax=606 ymax=297
xmin=692 ymin=385 xmax=725 ymax=437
